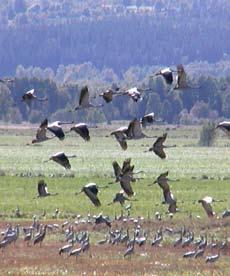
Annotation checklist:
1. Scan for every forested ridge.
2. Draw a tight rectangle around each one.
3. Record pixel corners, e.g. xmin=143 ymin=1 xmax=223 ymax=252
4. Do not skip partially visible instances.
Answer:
xmin=0 ymin=0 xmax=229 ymax=75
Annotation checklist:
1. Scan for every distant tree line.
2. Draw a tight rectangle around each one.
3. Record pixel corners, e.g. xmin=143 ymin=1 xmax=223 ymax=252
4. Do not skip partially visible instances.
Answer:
xmin=0 ymin=11 xmax=229 ymax=76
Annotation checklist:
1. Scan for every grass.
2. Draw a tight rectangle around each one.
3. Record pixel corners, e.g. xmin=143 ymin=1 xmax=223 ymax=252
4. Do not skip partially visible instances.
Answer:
xmin=0 ymin=124 xmax=229 ymax=275
xmin=0 ymin=176 xmax=229 ymax=220
xmin=0 ymin=124 xmax=230 ymax=178
xmin=0 ymin=124 xmax=229 ymax=219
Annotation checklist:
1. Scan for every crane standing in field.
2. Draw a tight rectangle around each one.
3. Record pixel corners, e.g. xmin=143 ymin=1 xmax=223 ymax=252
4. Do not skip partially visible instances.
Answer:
xmin=34 ymin=225 xmax=47 ymax=247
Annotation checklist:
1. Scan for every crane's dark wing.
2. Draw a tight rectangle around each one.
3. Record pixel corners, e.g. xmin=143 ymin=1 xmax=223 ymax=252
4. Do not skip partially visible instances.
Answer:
xmin=38 ymin=180 xmax=48 ymax=197
xmin=175 ymin=64 xmax=187 ymax=89
xmin=120 ymin=174 xmax=134 ymax=197
xmin=201 ymin=201 xmax=214 ymax=217
xmin=83 ymin=187 xmax=101 ymax=207
xmin=114 ymin=132 xmax=127 ymax=150
xmin=112 ymin=161 xmax=122 ymax=181
xmin=100 ymin=90 xmax=113 ymax=103
xmin=127 ymin=119 xmax=143 ymax=138
xmin=162 ymin=70 xmax=173 ymax=85
xmin=122 ymin=158 xmax=133 ymax=174
xmin=141 ymin=113 xmax=155 ymax=126
xmin=153 ymin=133 xmax=167 ymax=159
xmin=168 ymin=200 xmax=177 ymax=213
xmin=35 ymin=119 xmax=48 ymax=141
xmin=79 ymin=86 xmax=89 ymax=106
xmin=47 ymin=126 xmax=65 ymax=140
xmin=153 ymin=133 xmax=167 ymax=147
xmin=40 ymin=118 xmax=48 ymax=128
xmin=154 ymin=146 xmax=166 ymax=159
xmin=156 ymin=171 xmax=169 ymax=186
xmin=53 ymin=153 xmax=71 ymax=169
xmin=72 ymin=124 xmax=90 ymax=141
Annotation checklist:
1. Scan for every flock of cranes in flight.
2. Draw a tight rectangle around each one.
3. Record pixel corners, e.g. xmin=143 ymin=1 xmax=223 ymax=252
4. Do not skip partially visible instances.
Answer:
xmin=1 ymin=63 xmax=230 ymax=216
xmin=0 ymin=64 xmax=229 ymax=266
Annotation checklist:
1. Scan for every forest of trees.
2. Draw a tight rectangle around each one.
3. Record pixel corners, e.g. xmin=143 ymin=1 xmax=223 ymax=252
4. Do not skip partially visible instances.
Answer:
xmin=0 ymin=0 xmax=229 ymax=124
xmin=0 ymin=0 xmax=229 ymax=76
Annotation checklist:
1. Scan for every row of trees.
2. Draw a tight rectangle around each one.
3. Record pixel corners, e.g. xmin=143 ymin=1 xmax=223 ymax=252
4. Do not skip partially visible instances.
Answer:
xmin=1 ymin=65 xmax=230 ymax=124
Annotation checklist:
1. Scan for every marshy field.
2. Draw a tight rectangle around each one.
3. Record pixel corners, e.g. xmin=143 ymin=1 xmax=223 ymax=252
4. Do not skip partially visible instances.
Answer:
xmin=0 ymin=124 xmax=229 ymax=275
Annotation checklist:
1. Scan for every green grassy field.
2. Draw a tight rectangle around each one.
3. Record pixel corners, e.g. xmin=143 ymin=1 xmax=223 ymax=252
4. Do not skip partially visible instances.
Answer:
xmin=0 ymin=124 xmax=229 ymax=219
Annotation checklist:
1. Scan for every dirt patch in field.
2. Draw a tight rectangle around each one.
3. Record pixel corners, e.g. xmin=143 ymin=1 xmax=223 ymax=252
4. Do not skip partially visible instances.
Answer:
xmin=0 ymin=219 xmax=229 ymax=275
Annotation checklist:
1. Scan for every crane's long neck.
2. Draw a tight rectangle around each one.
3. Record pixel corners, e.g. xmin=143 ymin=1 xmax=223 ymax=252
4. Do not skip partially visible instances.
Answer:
xmin=59 ymin=122 xmax=73 ymax=126
xmin=91 ymin=103 xmax=103 ymax=108
xmin=98 ymin=185 xmax=109 ymax=189
xmin=164 ymin=145 xmax=176 ymax=148
xmin=66 ymin=154 xmax=77 ymax=158
xmin=144 ymin=134 xmax=158 ymax=138
xmin=75 ymin=190 xmax=83 ymax=196
xmin=36 ymin=96 xmax=48 ymax=101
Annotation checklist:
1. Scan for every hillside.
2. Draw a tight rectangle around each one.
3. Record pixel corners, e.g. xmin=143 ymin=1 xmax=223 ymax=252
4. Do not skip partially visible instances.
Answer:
xmin=0 ymin=0 xmax=229 ymax=75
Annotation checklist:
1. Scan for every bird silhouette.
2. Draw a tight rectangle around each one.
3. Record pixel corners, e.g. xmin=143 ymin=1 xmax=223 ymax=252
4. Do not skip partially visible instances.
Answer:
xmin=70 ymin=123 xmax=90 ymax=141
xmin=74 ymin=86 xmax=103 ymax=110
xmin=21 ymin=89 xmax=48 ymax=108
xmin=44 ymin=152 xmax=76 ymax=169
xmin=75 ymin=183 xmax=108 ymax=207
xmin=148 ymin=133 xmax=176 ymax=159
